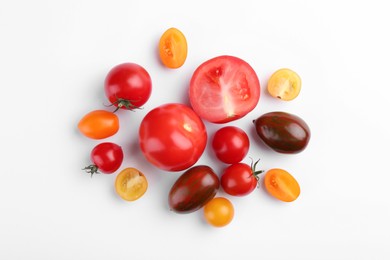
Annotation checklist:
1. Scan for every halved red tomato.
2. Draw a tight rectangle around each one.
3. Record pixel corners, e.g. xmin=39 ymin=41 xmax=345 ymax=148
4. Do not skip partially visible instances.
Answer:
xmin=189 ymin=55 xmax=261 ymax=123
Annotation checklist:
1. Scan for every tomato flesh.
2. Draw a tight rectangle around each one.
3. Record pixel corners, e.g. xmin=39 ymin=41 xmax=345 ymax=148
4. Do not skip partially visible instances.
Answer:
xmin=115 ymin=168 xmax=148 ymax=201
xmin=264 ymin=168 xmax=300 ymax=202
xmin=189 ymin=56 xmax=260 ymax=123
xmin=159 ymin=28 xmax=187 ymax=68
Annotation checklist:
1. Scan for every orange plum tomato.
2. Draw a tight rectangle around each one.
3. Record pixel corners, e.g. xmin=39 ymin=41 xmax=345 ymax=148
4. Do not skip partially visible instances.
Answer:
xmin=78 ymin=110 xmax=119 ymax=139
xmin=159 ymin=28 xmax=188 ymax=69
xmin=115 ymin=168 xmax=148 ymax=201
xmin=139 ymin=103 xmax=207 ymax=171
xmin=264 ymin=168 xmax=300 ymax=202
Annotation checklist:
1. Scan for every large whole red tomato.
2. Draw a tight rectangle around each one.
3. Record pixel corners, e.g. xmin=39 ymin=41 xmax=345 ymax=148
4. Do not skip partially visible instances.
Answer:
xmin=139 ymin=103 xmax=207 ymax=171
xmin=104 ymin=63 xmax=152 ymax=111
xmin=189 ymin=55 xmax=260 ymax=123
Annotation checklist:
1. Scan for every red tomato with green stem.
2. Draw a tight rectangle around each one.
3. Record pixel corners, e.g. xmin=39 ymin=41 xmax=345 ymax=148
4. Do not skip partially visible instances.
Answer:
xmin=221 ymin=159 xmax=263 ymax=196
xmin=189 ymin=55 xmax=260 ymax=123
xmin=212 ymin=126 xmax=249 ymax=164
xmin=104 ymin=63 xmax=152 ymax=112
xmin=83 ymin=142 xmax=124 ymax=176
xmin=139 ymin=103 xmax=207 ymax=172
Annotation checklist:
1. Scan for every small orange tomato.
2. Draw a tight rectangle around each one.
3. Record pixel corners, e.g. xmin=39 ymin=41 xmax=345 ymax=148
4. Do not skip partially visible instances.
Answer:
xmin=159 ymin=27 xmax=187 ymax=69
xmin=264 ymin=168 xmax=300 ymax=202
xmin=115 ymin=168 xmax=148 ymax=201
xmin=78 ymin=110 xmax=119 ymax=139
xmin=267 ymin=68 xmax=301 ymax=101
xmin=204 ymin=197 xmax=234 ymax=227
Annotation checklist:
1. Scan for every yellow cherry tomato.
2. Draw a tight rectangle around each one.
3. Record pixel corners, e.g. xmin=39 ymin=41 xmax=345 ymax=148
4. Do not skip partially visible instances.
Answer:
xmin=267 ymin=68 xmax=301 ymax=101
xmin=159 ymin=27 xmax=188 ymax=68
xmin=264 ymin=168 xmax=300 ymax=202
xmin=203 ymin=197 xmax=234 ymax=227
xmin=115 ymin=168 xmax=148 ymax=201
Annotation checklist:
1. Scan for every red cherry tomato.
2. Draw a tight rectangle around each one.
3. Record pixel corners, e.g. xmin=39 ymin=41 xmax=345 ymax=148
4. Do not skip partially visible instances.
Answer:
xmin=139 ymin=103 xmax=207 ymax=171
xmin=104 ymin=63 xmax=152 ymax=111
xmin=83 ymin=142 xmax=124 ymax=175
xmin=189 ymin=55 xmax=261 ymax=123
xmin=211 ymin=126 xmax=249 ymax=164
xmin=221 ymin=161 xmax=263 ymax=196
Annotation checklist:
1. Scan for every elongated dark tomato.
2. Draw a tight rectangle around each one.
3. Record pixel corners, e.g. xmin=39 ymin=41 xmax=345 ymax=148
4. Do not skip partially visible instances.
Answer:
xmin=169 ymin=166 xmax=219 ymax=214
xmin=253 ymin=111 xmax=310 ymax=154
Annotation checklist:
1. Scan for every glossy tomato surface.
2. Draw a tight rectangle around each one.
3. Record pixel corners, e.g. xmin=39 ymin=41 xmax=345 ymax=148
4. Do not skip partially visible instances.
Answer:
xmin=78 ymin=110 xmax=119 ymax=139
xmin=85 ymin=142 xmax=123 ymax=174
xmin=169 ymin=165 xmax=219 ymax=214
xmin=204 ymin=197 xmax=234 ymax=227
xmin=253 ymin=111 xmax=310 ymax=153
xmin=211 ymin=126 xmax=249 ymax=164
xmin=189 ymin=55 xmax=261 ymax=123
xmin=104 ymin=63 xmax=152 ymax=110
xmin=221 ymin=163 xmax=259 ymax=196
xmin=159 ymin=27 xmax=187 ymax=68
xmin=139 ymin=103 xmax=207 ymax=171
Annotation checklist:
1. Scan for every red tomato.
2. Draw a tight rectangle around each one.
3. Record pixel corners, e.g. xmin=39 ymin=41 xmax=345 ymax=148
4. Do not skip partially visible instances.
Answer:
xmin=104 ymin=63 xmax=152 ymax=111
xmin=139 ymin=103 xmax=207 ymax=171
xmin=83 ymin=142 xmax=124 ymax=175
xmin=211 ymin=126 xmax=249 ymax=164
xmin=221 ymin=161 xmax=263 ymax=196
xmin=189 ymin=55 xmax=260 ymax=123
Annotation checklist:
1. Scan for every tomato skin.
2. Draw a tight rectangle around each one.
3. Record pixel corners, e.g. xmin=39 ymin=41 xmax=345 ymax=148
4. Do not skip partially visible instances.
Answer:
xmin=89 ymin=142 xmax=123 ymax=174
xmin=253 ymin=111 xmax=310 ymax=154
xmin=212 ymin=126 xmax=249 ymax=164
xmin=204 ymin=197 xmax=234 ymax=227
xmin=264 ymin=168 xmax=300 ymax=202
xmin=221 ymin=163 xmax=258 ymax=196
xmin=104 ymin=63 xmax=152 ymax=110
xmin=169 ymin=165 xmax=219 ymax=214
xmin=159 ymin=28 xmax=188 ymax=68
xmin=139 ymin=103 xmax=207 ymax=172
xmin=78 ymin=110 xmax=119 ymax=139
xmin=189 ymin=55 xmax=261 ymax=123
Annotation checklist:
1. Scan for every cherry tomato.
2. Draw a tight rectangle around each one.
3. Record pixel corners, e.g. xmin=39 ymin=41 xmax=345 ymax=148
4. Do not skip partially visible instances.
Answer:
xmin=267 ymin=68 xmax=301 ymax=101
xmin=159 ymin=28 xmax=188 ymax=69
xmin=139 ymin=103 xmax=207 ymax=171
xmin=104 ymin=63 xmax=152 ymax=111
xmin=253 ymin=111 xmax=310 ymax=154
xmin=83 ymin=142 xmax=124 ymax=175
xmin=115 ymin=167 xmax=148 ymax=201
xmin=189 ymin=55 xmax=261 ymax=123
xmin=204 ymin=197 xmax=234 ymax=227
xmin=78 ymin=110 xmax=119 ymax=139
xmin=211 ymin=126 xmax=249 ymax=164
xmin=264 ymin=168 xmax=300 ymax=202
xmin=169 ymin=165 xmax=219 ymax=214
xmin=221 ymin=160 xmax=263 ymax=196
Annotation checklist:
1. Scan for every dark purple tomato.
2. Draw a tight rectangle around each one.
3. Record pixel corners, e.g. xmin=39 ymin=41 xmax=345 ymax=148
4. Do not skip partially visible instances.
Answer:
xmin=253 ymin=111 xmax=310 ymax=154
xmin=168 ymin=165 xmax=219 ymax=214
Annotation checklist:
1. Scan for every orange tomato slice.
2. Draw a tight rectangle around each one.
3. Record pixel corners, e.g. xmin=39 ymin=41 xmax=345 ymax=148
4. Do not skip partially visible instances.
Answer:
xmin=115 ymin=168 xmax=148 ymax=201
xmin=159 ymin=28 xmax=187 ymax=68
xmin=264 ymin=168 xmax=300 ymax=202
xmin=267 ymin=68 xmax=301 ymax=101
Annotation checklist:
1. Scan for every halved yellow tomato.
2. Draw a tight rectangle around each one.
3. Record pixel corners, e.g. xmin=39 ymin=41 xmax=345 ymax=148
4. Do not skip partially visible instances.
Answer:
xmin=115 ymin=168 xmax=148 ymax=201
xmin=264 ymin=168 xmax=300 ymax=202
xmin=267 ymin=68 xmax=301 ymax=101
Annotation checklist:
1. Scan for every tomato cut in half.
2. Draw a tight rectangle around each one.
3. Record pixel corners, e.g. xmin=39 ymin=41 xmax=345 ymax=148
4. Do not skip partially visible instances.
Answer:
xmin=189 ymin=55 xmax=261 ymax=123
xmin=159 ymin=28 xmax=188 ymax=69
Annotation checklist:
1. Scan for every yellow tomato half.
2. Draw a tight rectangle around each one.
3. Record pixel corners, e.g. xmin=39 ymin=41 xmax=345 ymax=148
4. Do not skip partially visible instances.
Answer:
xmin=115 ymin=168 xmax=148 ymax=201
xmin=267 ymin=68 xmax=301 ymax=101
xmin=159 ymin=28 xmax=188 ymax=69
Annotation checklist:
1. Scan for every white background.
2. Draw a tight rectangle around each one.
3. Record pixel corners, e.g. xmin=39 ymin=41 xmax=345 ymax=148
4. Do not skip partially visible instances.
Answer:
xmin=1 ymin=0 xmax=389 ymax=259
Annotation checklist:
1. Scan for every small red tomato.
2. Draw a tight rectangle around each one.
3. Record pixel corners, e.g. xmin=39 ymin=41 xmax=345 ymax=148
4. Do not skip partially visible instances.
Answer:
xmin=83 ymin=142 xmax=124 ymax=175
xmin=104 ymin=63 xmax=152 ymax=111
xmin=212 ymin=126 xmax=249 ymax=164
xmin=221 ymin=160 xmax=263 ymax=196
